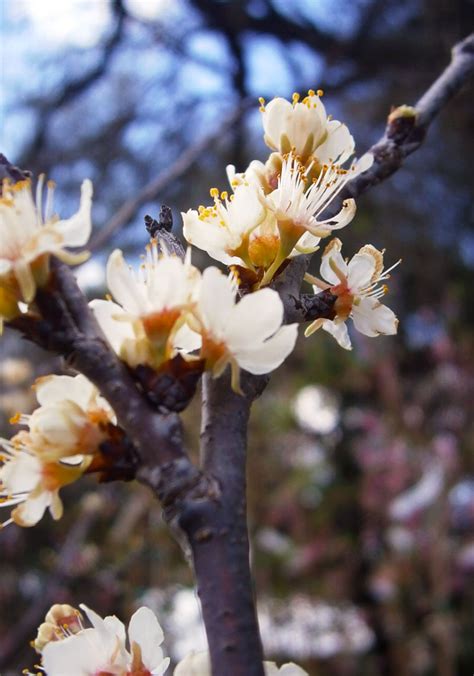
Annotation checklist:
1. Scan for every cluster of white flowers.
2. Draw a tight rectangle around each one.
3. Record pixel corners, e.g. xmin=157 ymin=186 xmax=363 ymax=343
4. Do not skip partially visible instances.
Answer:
xmin=183 ymin=90 xmax=372 ymax=287
xmin=181 ymin=89 xmax=398 ymax=343
xmin=1 ymin=90 xmax=401 ymax=672
xmin=0 ymin=89 xmax=400 ymax=532
xmin=91 ymin=240 xmax=298 ymax=393
xmin=0 ymin=374 xmax=114 ymax=527
xmin=28 ymin=603 xmax=308 ymax=676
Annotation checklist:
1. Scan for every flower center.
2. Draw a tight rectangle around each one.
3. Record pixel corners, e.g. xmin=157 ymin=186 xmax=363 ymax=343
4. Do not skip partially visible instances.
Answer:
xmin=248 ymin=233 xmax=280 ymax=269
xmin=141 ymin=308 xmax=181 ymax=342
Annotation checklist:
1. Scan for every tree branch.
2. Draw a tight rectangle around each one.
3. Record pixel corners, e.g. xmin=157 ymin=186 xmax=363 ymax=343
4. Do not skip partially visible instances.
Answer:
xmin=342 ymin=32 xmax=474 ymax=201
xmin=19 ymin=0 xmax=127 ymax=169
xmin=196 ymin=371 xmax=268 ymax=675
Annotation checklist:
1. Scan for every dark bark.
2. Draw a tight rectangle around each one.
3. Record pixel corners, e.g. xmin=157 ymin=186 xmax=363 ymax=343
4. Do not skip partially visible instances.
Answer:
xmin=194 ymin=371 xmax=267 ymax=675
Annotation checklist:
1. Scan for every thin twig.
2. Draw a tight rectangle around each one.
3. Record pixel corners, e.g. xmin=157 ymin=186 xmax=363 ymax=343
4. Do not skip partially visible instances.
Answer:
xmin=342 ymin=33 xmax=474 ymax=201
xmin=89 ymin=101 xmax=252 ymax=251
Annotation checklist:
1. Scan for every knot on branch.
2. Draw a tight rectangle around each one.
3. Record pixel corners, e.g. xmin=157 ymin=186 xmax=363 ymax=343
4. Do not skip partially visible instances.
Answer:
xmin=453 ymin=32 xmax=474 ymax=59
xmin=137 ymin=457 xmax=220 ymax=511
xmin=88 ymin=424 xmax=140 ymax=482
xmin=297 ymin=289 xmax=338 ymax=321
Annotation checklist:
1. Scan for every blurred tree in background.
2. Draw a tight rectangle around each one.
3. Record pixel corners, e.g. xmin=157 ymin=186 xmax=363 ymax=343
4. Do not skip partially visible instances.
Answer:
xmin=1 ymin=1 xmax=473 ymax=674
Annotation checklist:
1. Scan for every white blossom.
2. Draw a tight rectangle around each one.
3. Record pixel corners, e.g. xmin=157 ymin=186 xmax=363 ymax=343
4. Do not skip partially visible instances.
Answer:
xmin=256 ymin=154 xmax=372 ymax=286
xmin=0 ymin=177 xmax=92 ymax=325
xmin=34 ymin=604 xmax=85 ymax=653
xmin=182 ymin=184 xmax=272 ymax=269
xmin=17 ymin=374 xmax=115 ymax=460
xmin=260 ymin=90 xmax=355 ymax=165
xmin=40 ymin=604 xmax=169 ymax=676
xmin=305 ymin=238 xmax=399 ymax=349
xmin=191 ymin=267 xmax=298 ymax=392
xmin=0 ymin=438 xmax=88 ymax=528
xmin=91 ymin=241 xmax=200 ymax=368
xmin=174 ymin=651 xmax=308 ymax=675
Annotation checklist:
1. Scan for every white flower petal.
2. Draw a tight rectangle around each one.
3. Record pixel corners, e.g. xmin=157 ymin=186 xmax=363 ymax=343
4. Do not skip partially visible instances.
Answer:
xmin=128 ymin=606 xmax=166 ymax=672
xmin=197 ymin=267 xmax=235 ymax=337
xmin=321 ymin=319 xmax=352 ymax=350
xmin=225 ymin=288 xmax=284 ymax=351
xmin=35 ymin=373 xmax=97 ymax=409
xmin=262 ymin=97 xmax=294 ymax=150
xmin=90 ymin=299 xmax=135 ymax=354
xmin=174 ymin=651 xmax=210 ymax=676
xmin=320 ymin=238 xmax=348 ymax=285
xmin=106 ymin=249 xmax=148 ymax=315
xmin=41 ymin=627 xmax=119 ymax=676
xmin=182 ymin=209 xmax=238 ymax=262
xmin=347 ymin=252 xmax=376 ymax=291
xmin=173 ymin=322 xmax=202 ymax=353
xmin=0 ymin=451 xmax=40 ymax=493
xmin=235 ymin=323 xmax=298 ymax=374
xmin=314 ymin=198 xmax=356 ymax=233
xmin=52 ymin=179 xmax=93 ymax=247
xmin=315 ymin=120 xmax=355 ymax=165
xmin=352 ymin=297 xmax=398 ymax=337
xmin=14 ymin=260 xmax=36 ymax=302
xmin=13 ymin=489 xmax=51 ymax=527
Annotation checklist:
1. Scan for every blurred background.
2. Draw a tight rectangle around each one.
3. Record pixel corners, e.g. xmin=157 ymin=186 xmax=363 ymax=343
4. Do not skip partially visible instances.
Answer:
xmin=1 ymin=1 xmax=473 ymax=674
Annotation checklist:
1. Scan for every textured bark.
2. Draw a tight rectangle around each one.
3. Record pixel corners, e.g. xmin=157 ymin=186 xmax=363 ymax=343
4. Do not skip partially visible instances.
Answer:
xmin=194 ymin=372 xmax=267 ymax=675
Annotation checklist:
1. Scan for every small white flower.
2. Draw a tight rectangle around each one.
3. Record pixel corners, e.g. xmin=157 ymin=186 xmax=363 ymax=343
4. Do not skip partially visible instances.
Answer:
xmin=305 ymin=238 xmax=399 ymax=349
xmin=0 ymin=177 xmax=92 ymax=324
xmin=182 ymin=184 xmax=271 ymax=269
xmin=226 ymin=153 xmax=282 ymax=195
xmin=18 ymin=374 xmax=115 ymax=460
xmin=174 ymin=651 xmax=308 ymax=675
xmin=260 ymin=90 xmax=355 ymax=165
xmin=40 ymin=604 xmax=170 ymax=676
xmin=257 ymin=154 xmax=372 ymax=286
xmin=34 ymin=604 xmax=85 ymax=653
xmin=266 ymin=156 xmax=357 ymax=239
xmin=91 ymin=241 xmax=200 ymax=368
xmin=0 ymin=438 xmax=88 ymax=528
xmin=191 ymin=267 xmax=298 ymax=392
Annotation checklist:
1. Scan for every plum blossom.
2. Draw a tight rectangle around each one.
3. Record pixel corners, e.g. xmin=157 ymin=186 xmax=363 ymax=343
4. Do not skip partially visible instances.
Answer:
xmin=0 ymin=177 xmax=92 ymax=326
xmin=190 ymin=267 xmax=298 ymax=392
xmin=305 ymin=238 xmax=399 ymax=349
xmin=260 ymin=90 xmax=355 ymax=166
xmin=182 ymin=183 xmax=274 ymax=270
xmin=38 ymin=604 xmax=169 ymax=676
xmin=34 ymin=604 xmax=85 ymax=653
xmin=91 ymin=241 xmax=201 ymax=368
xmin=174 ymin=651 xmax=308 ymax=675
xmin=255 ymin=154 xmax=374 ymax=286
xmin=0 ymin=437 xmax=89 ymax=527
xmin=16 ymin=374 xmax=115 ymax=461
